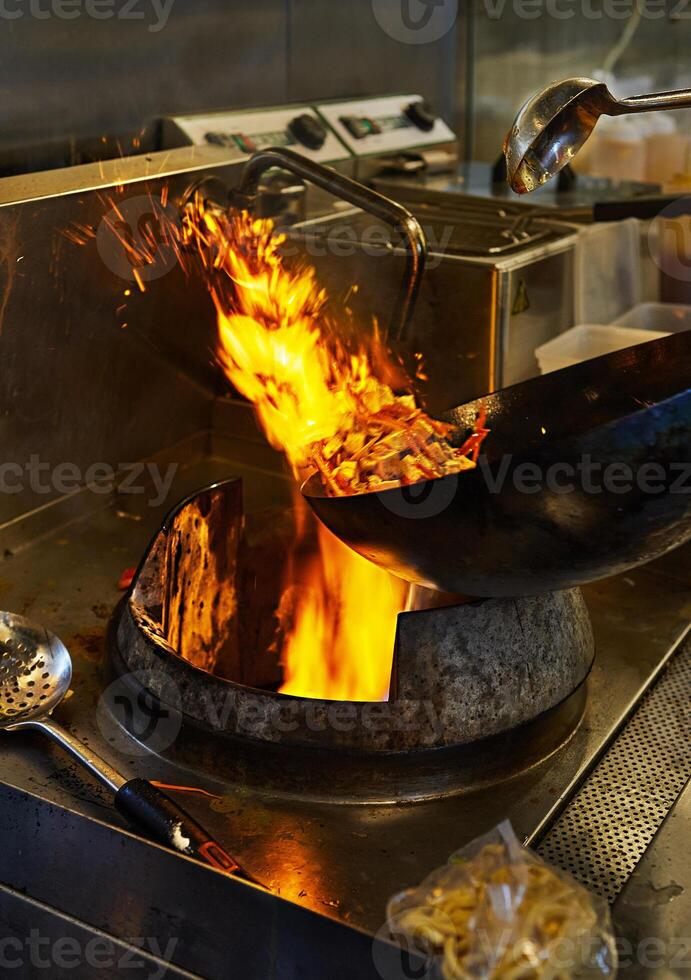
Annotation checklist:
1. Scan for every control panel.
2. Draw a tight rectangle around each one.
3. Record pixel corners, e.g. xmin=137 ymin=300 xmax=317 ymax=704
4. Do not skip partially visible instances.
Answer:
xmin=316 ymin=95 xmax=455 ymax=156
xmin=161 ymin=106 xmax=350 ymax=164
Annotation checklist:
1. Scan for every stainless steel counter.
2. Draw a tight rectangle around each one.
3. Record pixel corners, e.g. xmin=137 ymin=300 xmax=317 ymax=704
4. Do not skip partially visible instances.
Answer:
xmin=0 ymin=419 xmax=689 ymax=979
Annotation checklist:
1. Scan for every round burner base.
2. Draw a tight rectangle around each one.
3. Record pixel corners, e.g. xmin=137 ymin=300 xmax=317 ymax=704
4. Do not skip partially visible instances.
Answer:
xmin=106 ymin=610 xmax=588 ymax=804
xmin=105 ymin=479 xmax=594 ymax=802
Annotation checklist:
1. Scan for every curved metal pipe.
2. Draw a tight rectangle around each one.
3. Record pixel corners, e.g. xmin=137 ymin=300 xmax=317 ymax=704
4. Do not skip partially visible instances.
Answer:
xmin=237 ymin=147 xmax=427 ymax=341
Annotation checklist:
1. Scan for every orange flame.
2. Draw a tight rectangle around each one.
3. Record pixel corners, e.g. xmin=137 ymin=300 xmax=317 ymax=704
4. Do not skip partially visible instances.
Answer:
xmin=180 ymin=205 xmax=415 ymax=701
xmin=190 ymin=210 xmax=407 ymax=476
xmin=278 ymin=523 xmax=405 ymax=701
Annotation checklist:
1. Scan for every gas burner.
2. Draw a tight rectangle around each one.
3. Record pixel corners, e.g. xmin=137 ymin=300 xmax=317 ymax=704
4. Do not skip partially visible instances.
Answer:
xmin=108 ymin=479 xmax=592 ymax=803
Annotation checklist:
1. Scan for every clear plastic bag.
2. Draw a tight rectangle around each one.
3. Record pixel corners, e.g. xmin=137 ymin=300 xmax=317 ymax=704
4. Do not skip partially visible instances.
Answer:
xmin=387 ymin=820 xmax=617 ymax=979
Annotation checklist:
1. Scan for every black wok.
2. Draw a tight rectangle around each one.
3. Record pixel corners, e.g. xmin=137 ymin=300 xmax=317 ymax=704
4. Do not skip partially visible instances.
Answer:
xmin=302 ymin=332 xmax=691 ymax=597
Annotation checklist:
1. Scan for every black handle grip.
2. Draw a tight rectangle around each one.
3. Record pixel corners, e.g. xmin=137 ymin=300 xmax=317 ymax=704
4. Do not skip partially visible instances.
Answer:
xmin=115 ymin=778 xmax=256 ymax=881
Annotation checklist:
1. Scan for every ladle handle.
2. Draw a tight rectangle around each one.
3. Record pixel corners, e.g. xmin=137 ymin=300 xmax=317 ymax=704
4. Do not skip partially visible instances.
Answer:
xmin=14 ymin=716 xmax=126 ymax=793
xmin=115 ymin=778 xmax=257 ymax=882
xmin=618 ymin=89 xmax=691 ymax=113
xmin=17 ymin=718 xmax=257 ymax=883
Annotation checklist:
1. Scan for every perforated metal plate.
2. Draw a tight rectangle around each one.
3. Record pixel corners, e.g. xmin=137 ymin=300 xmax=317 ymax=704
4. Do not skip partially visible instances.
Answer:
xmin=537 ymin=632 xmax=691 ymax=903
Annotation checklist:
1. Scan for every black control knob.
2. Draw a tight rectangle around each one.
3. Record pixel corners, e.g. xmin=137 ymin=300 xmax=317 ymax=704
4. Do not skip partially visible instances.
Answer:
xmin=404 ymin=100 xmax=436 ymax=133
xmin=288 ymin=114 xmax=327 ymax=151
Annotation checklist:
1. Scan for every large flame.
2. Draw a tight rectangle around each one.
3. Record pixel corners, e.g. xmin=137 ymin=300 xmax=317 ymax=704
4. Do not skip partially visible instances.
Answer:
xmin=278 ymin=523 xmax=405 ymax=701
xmin=194 ymin=210 xmax=410 ymax=475
xmin=176 ymin=203 xmax=488 ymax=702
xmin=180 ymin=206 xmax=415 ymax=701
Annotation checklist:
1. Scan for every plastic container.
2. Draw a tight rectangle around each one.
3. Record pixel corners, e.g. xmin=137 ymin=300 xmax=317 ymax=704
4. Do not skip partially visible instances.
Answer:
xmin=588 ymin=115 xmax=647 ymax=182
xmin=613 ymin=302 xmax=691 ymax=333
xmin=642 ymin=113 xmax=688 ymax=185
xmin=574 ymin=219 xmax=641 ymax=326
xmin=536 ymin=323 xmax=669 ymax=375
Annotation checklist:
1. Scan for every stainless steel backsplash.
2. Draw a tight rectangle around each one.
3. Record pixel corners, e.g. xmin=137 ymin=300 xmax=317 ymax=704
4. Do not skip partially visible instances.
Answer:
xmin=0 ymin=0 xmax=459 ymax=165
xmin=0 ymin=150 xmax=246 ymax=528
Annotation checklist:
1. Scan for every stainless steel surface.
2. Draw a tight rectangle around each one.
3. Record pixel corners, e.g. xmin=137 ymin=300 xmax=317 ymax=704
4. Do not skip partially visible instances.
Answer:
xmin=0 ymin=145 xmax=247 ymax=529
xmin=1 ymin=2 xmax=462 ymax=177
xmin=0 ymin=611 xmax=125 ymax=793
xmin=368 ymin=184 xmax=578 ymax=391
xmin=0 ymin=782 xmax=398 ymax=980
xmin=465 ymin=1 xmax=691 ymax=166
xmin=314 ymin=195 xmax=561 ymax=257
xmin=613 ymin=779 xmax=691 ymax=976
xmin=10 ymin=716 xmax=126 ymax=795
xmin=0 ymin=143 xmax=244 ymax=206
xmin=160 ymin=103 xmax=357 ymax=218
xmin=0 ymin=608 xmax=253 ymax=879
xmin=0 ymin=134 xmax=570 ymax=523
xmin=314 ymin=94 xmax=458 ymax=184
xmin=537 ymin=633 xmax=691 ymax=903
xmin=290 ymin=198 xmax=576 ymax=408
xmin=426 ymin=160 xmax=662 ymax=219
xmin=0 ymin=611 xmax=72 ymax=724
xmin=504 ymin=76 xmax=691 ymax=194
xmin=289 ymin=0 xmax=459 ymax=132
xmin=0 ymin=1 xmax=289 ymax=167
xmin=616 ymin=90 xmax=691 ymax=111
xmin=238 ymin=147 xmax=427 ymax=341
xmin=0 ymin=417 xmax=688 ymax=933
xmin=0 ymin=120 xmax=688 ymax=947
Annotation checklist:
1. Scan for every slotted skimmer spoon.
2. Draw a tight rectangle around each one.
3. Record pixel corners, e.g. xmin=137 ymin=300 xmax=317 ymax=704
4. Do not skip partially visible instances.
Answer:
xmin=0 ymin=611 xmax=256 ymax=882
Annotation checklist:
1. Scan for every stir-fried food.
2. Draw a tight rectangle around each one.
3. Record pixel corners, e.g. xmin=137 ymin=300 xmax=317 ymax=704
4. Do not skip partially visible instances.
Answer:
xmin=315 ymin=398 xmax=488 ymax=496
xmin=73 ymin=192 xmax=489 ymax=702
xmin=179 ymin=203 xmax=489 ymax=497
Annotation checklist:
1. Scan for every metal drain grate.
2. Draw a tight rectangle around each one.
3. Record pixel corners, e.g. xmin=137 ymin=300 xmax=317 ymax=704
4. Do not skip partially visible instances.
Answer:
xmin=537 ymin=633 xmax=691 ymax=904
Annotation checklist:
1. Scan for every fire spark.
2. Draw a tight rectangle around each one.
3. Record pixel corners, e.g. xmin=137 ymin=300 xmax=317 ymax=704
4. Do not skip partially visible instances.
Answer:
xmin=178 ymin=202 xmax=487 ymax=702
xmin=86 ymin=190 xmax=488 ymax=702
xmin=180 ymin=205 xmax=488 ymax=494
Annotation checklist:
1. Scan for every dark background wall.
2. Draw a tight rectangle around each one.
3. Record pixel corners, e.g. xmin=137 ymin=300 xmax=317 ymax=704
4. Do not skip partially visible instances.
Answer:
xmin=0 ymin=0 xmax=460 ymax=160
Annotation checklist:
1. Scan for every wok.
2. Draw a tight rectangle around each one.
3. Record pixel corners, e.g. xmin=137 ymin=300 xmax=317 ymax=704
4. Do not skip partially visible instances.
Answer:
xmin=302 ymin=332 xmax=691 ymax=597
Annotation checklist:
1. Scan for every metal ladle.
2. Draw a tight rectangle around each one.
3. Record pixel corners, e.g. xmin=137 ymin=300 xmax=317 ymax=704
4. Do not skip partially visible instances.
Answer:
xmin=504 ymin=76 xmax=691 ymax=193
xmin=0 ymin=611 xmax=257 ymax=883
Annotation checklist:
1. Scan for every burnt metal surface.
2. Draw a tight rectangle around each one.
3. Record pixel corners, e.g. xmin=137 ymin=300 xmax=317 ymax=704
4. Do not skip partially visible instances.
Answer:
xmin=104 ymin=642 xmax=588 ymax=804
xmin=304 ymin=331 xmax=691 ymax=596
xmin=0 ymin=429 xmax=689 ymax=939
xmin=393 ymin=589 xmax=593 ymax=743
xmin=161 ymin=480 xmax=244 ymax=676
xmin=116 ymin=477 xmax=593 ymax=761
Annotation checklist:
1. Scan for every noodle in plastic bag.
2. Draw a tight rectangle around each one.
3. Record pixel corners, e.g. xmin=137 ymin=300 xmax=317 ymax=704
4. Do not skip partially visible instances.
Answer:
xmin=386 ymin=821 xmax=617 ymax=979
